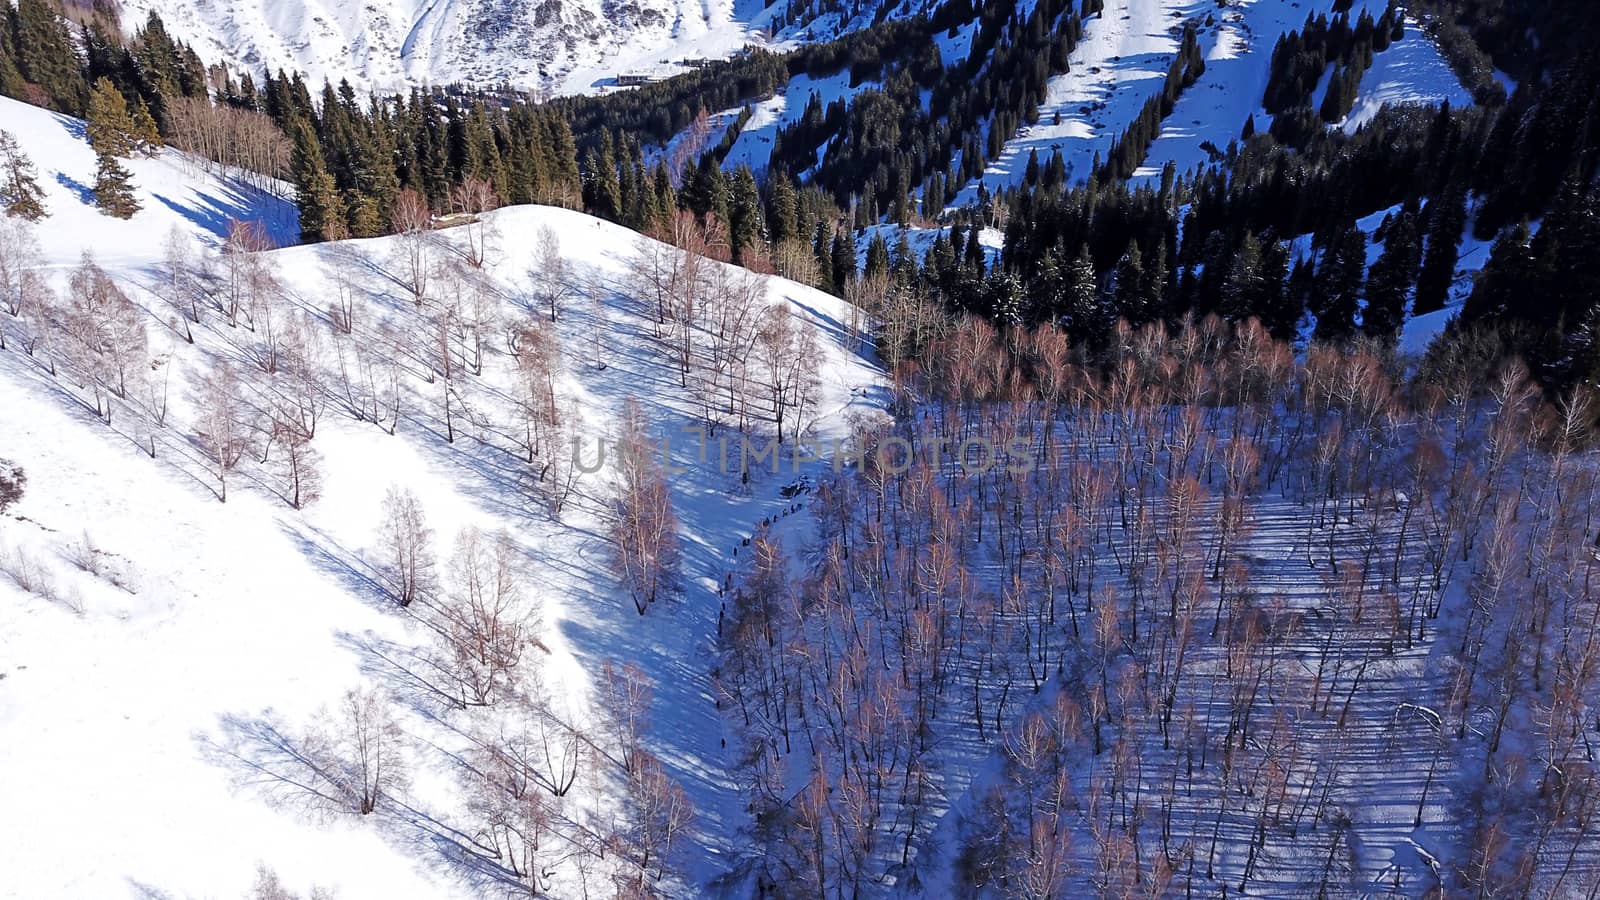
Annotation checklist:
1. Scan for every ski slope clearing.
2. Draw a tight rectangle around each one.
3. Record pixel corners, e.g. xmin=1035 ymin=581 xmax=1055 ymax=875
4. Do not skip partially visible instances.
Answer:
xmin=951 ymin=0 xmax=1472 ymax=199
xmin=0 ymin=98 xmax=887 ymax=898
xmin=1128 ymin=0 xmax=1468 ymax=181
xmin=720 ymin=70 xmax=882 ymax=175
xmin=1131 ymin=0 xmax=1341 ymax=181
xmin=951 ymin=0 xmax=1215 ymax=205
xmin=1340 ymin=16 xmax=1475 ymax=134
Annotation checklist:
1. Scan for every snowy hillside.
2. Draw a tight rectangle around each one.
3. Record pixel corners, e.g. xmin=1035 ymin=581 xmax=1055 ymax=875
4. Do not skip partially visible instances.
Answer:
xmin=0 ymin=97 xmax=886 ymax=898
xmin=954 ymin=0 xmax=1473 ymax=203
xmin=116 ymin=0 xmax=942 ymax=96
xmin=116 ymin=0 xmax=973 ymax=94
xmin=117 ymin=0 xmax=773 ymax=94
xmin=0 ymin=96 xmax=297 ymax=269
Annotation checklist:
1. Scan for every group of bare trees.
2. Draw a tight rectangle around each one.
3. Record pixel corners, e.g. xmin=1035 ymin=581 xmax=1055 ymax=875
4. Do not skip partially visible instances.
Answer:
xmin=165 ymin=96 xmax=292 ymax=192
xmin=0 ymin=206 xmax=743 ymax=892
xmin=0 ymin=209 xmax=338 ymax=508
xmin=630 ymin=211 xmax=822 ymax=443
xmin=376 ymin=500 xmax=542 ymax=710
xmin=159 ymin=220 xmax=333 ymax=506
xmin=354 ymin=482 xmax=695 ymax=893
xmin=0 ymin=235 xmax=172 ymax=454
xmin=608 ymin=399 xmax=681 ymax=616
xmin=713 ymin=311 xmax=1600 ymax=897
xmin=437 ymin=526 xmax=537 ymax=707
xmin=244 ymin=865 xmax=334 ymax=900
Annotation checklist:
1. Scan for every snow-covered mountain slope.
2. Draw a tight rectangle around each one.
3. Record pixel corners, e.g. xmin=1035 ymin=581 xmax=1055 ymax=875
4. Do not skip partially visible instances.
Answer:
xmin=1338 ymin=15 xmax=1473 ymax=134
xmin=118 ymin=0 xmax=926 ymax=95
xmin=954 ymin=0 xmax=1473 ymax=203
xmin=952 ymin=0 xmax=1210 ymax=203
xmin=0 ymin=95 xmax=297 ymax=270
xmin=118 ymin=0 xmax=772 ymax=94
xmin=0 ymin=96 xmax=886 ymax=898
xmin=115 ymin=0 xmax=971 ymax=95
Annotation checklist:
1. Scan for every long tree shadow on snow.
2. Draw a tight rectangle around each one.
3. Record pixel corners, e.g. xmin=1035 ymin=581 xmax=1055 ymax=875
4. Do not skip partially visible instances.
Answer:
xmin=152 ymin=183 xmax=298 ymax=250
xmin=54 ymin=171 xmax=94 ymax=206
xmin=196 ymin=710 xmax=535 ymax=896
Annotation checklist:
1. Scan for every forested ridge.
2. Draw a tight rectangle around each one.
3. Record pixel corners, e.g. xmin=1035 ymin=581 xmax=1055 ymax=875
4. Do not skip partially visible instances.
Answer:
xmin=2 ymin=0 xmax=1595 ymax=393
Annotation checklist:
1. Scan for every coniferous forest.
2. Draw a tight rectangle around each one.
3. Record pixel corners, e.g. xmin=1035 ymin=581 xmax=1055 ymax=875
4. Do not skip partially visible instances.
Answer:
xmin=2 ymin=0 xmax=1594 ymax=388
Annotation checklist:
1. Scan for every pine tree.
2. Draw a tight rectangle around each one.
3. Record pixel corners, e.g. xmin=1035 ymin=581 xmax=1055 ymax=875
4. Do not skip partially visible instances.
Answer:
xmin=1524 ymin=176 xmax=1600 ymax=331
xmin=1313 ymin=224 xmax=1365 ymax=342
xmin=131 ymin=99 xmax=162 ymax=156
xmin=1139 ymin=241 xmax=1169 ymax=326
xmin=1063 ymin=243 xmax=1104 ymax=342
xmin=1461 ymin=222 xmax=1536 ymax=324
xmin=1258 ymin=239 xmax=1298 ymax=340
xmin=1361 ymin=210 xmax=1421 ymax=340
xmin=0 ymin=130 xmax=46 ymax=220
xmin=93 ymin=152 xmax=140 ymax=219
xmin=650 ymin=163 xmax=675 ymax=231
xmin=1415 ymin=186 xmax=1467 ymax=315
xmin=1112 ymin=239 xmax=1145 ymax=319
xmin=987 ymin=272 xmax=1025 ymax=327
xmin=1220 ymin=232 xmax=1264 ymax=321
xmin=585 ymin=135 xmax=623 ymax=223
xmin=291 ymin=122 xmax=344 ymax=242
xmin=1320 ymin=66 xmax=1348 ymax=123
xmin=728 ymin=166 xmax=763 ymax=264
xmin=133 ymin=11 xmax=180 ymax=100
xmin=812 ymin=220 xmax=834 ymax=293
xmin=831 ymin=228 xmax=856 ymax=292
xmin=964 ymin=226 xmax=984 ymax=271
xmin=767 ymin=173 xmax=798 ymax=244
xmin=87 ymin=78 xmax=138 ymax=158
xmin=13 ymin=0 xmax=87 ymax=113
xmin=864 ymin=232 xmax=890 ymax=280
xmin=892 ymin=231 xmax=914 ymax=281
xmin=344 ymin=189 xmax=384 ymax=238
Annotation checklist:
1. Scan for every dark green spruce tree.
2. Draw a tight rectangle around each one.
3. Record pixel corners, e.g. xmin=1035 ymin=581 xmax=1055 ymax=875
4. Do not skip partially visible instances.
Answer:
xmin=291 ymin=121 xmax=343 ymax=241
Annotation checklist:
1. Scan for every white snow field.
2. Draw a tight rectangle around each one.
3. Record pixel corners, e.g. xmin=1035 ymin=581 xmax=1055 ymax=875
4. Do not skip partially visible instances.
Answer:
xmin=1338 ymin=16 xmax=1474 ymax=134
xmin=0 ymin=95 xmax=887 ymax=898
